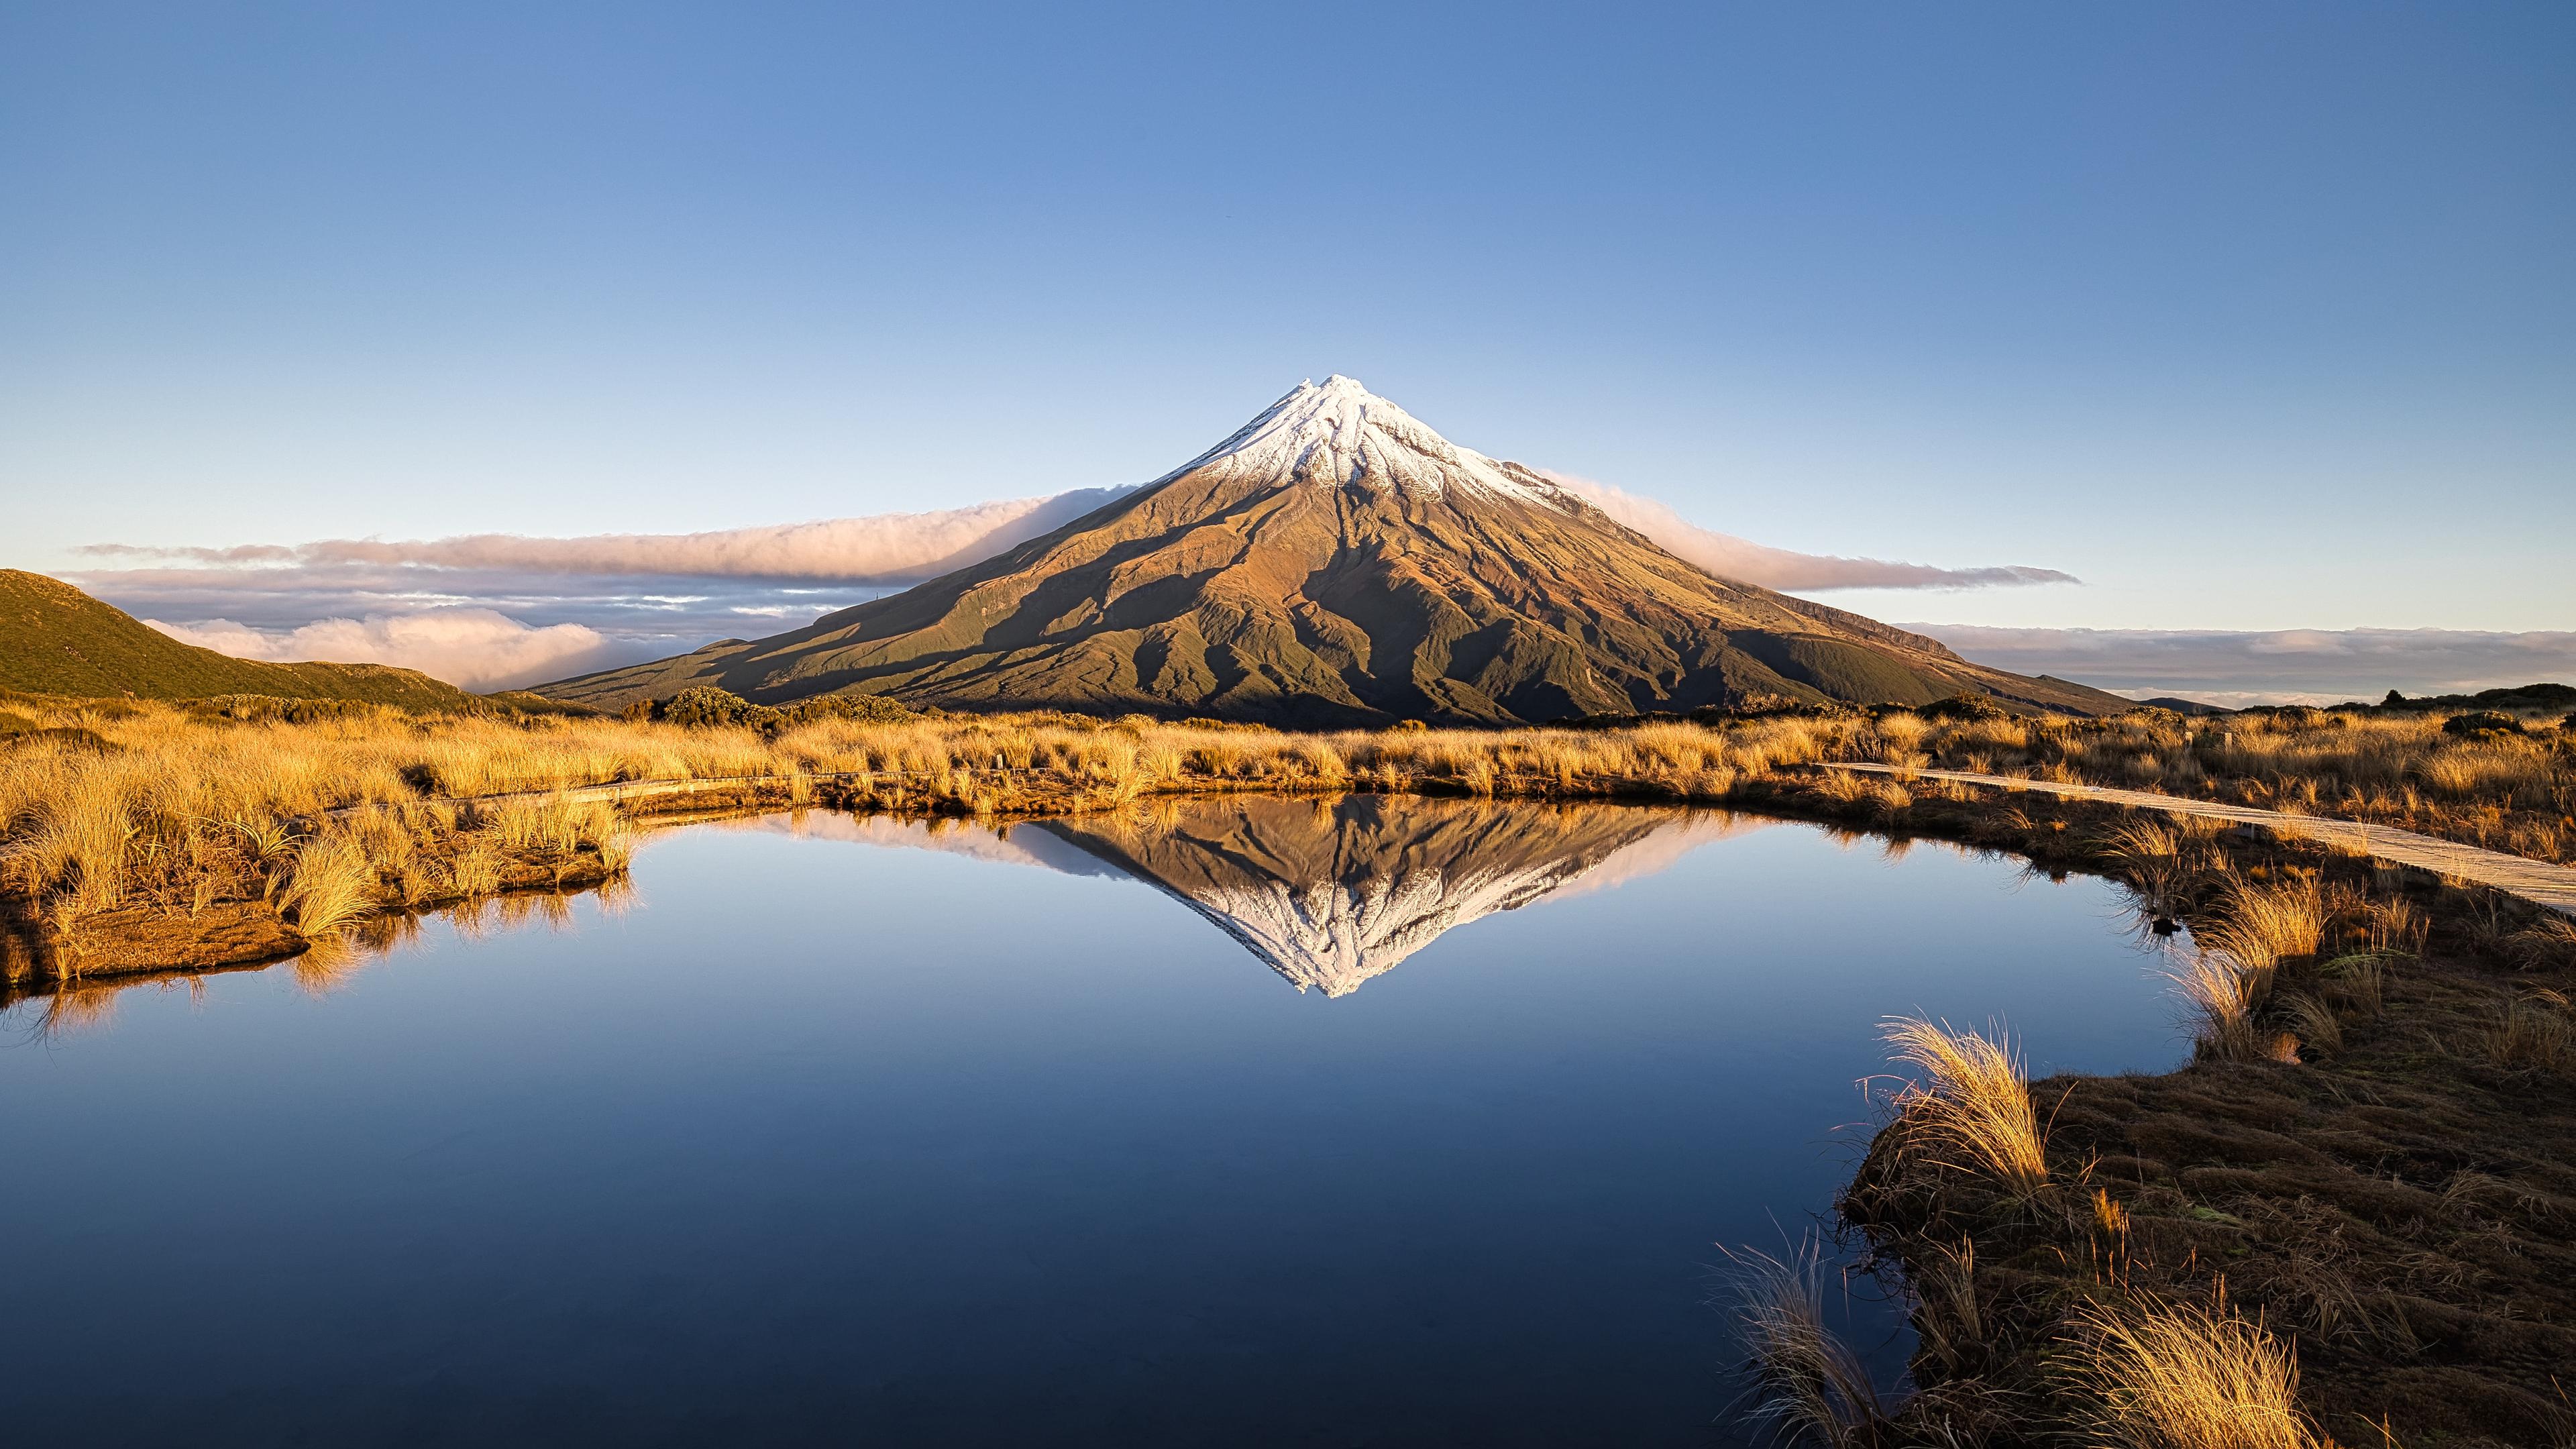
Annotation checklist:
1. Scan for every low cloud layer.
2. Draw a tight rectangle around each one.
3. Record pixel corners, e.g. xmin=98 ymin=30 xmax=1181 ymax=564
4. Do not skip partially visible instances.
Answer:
xmin=1911 ymin=625 xmax=2576 ymax=706
xmin=84 ymin=487 xmax=1133 ymax=585
xmin=83 ymin=478 xmax=2567 ymax=708
xmin=1547 ymin=476 xmax=2079 ymax=592
xmin=69 ymin=478 xmax=2089 ymax=692
xmin=144 ymin=610 xmax=651 ymax=692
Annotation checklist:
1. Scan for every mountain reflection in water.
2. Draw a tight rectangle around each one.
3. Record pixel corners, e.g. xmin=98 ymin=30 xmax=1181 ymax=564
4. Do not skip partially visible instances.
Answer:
xmin=759 ymin=795 xmax=1770 ymax=997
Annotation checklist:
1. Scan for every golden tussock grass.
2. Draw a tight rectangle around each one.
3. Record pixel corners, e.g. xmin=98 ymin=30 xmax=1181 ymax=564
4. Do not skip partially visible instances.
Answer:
xmin=2168 ymin=951 xmax=2281 ymax=1063
xmin=1879 ymin=1016 xmax=2051 ymax=1194
xmin=0 ymin=698 xmax=1859 ymax=955
xmin=1723 ymin=1240 xmax=1890 ymax=1448
xmin=2198 ymin=879 xmax=2328 ymax=972
xmin=2479 ymin=989 xmax=2574 ymax=1072
xmin=2069 ymin=1299 xmax=2328 ymax=1449
xmin=1878 ymin=705 xmax=2574 ymax=866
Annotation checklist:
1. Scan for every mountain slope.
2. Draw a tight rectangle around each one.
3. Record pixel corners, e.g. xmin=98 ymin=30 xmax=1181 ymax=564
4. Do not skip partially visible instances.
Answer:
xmin=0 ymin=570 xmax=471 ymax=707
xmin=541 ymin=378 xmax=2131 ymax=722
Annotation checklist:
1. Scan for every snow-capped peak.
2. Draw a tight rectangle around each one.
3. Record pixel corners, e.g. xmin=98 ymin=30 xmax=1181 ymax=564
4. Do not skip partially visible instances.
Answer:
xmin=1156 ymin=376 xmax=1569 ymax=505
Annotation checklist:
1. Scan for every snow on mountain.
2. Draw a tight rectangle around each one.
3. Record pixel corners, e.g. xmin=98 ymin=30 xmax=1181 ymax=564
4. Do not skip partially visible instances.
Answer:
xmin=1155 ymin=374 xmax=1570 ymax=506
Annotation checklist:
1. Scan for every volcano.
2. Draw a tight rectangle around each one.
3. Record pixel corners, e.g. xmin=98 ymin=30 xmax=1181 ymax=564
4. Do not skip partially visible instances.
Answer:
xmin=541 ymin=377 xmax=2127 ymax=722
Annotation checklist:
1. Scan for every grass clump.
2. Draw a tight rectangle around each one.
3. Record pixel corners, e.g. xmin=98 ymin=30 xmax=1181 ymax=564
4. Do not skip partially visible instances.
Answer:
xmin=2167 ymin=951 xmax=2291 ymax=1063
xmin=1879 ymin=1016 xmax=2051 ymax=1195
xmin=2070 ymin=1300 xmax=2327 ymax=1449
xmin=2198 ymin=879 xmax=2327 ymax=973
xmin=1723 ymin=1240 xmax=1891 ymax=1448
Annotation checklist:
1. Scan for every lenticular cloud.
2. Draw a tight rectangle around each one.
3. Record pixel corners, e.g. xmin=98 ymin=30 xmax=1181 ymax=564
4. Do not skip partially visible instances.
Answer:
xmin=88 ymin=488 xmax=1132 ymax=586
xmin=83 ymin=478 xmax=2068 ymax=598
xmin=1542 ymin=476 xmax=2078 ymax=592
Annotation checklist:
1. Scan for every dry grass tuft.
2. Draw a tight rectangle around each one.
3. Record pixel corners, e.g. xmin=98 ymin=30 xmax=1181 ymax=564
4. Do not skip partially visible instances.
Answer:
xmin=2479 ymin=991 xmax=2574 ymax=1073
xmin=2318 ymin=953 xmax=2387 ymax=1018
xmin=2506 ymin=913 xmax=2576 ymax=971
xmin=1911 ymin=1238 xmax=1991 ymax=1379
xmin=1880 ymin=1016 xmax=2051 ymax=1194
xmin=2277 ymin=991 xmax=2342 ymax=1055
xmin=282 ymin=830 xmax=375 ymax=936
xmin=2200 ymin=879 xmax=2327 ymax=972
xmin=2169 ymin=951 xmax=2279 ymax=1063
xmin=1724 ymin=1240 xmax=1890 ymax=1448
xmin=2068 ymin=1299 xmax=2327 ymax=1449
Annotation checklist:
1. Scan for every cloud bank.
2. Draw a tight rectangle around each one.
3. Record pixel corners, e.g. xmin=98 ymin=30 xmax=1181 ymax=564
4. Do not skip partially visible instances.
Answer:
xmin=69 ymin=478 xmax=2090 ymax=692
xmin=1546 ymin=476 xmax=2080 ymax=592
xmin=84 ymin=487 xmax=1135 ymax=585
xmin=144 ymin=610 xmax=650 ymax=692
xmin=1908 ymin=625 xmax=2576 ymax=707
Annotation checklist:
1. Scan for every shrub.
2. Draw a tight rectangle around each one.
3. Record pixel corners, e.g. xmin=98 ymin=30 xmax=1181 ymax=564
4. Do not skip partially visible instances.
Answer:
xmin=1918 ymin=692 xmax=2008 ymax=722
xmin=779 ymin=693 xmax=912 ymax=727
xmin=653 ymin=686 xmax=780 ymax=731
xmin=187 ymin=695 xmax=380 ymax=724
xmin=2442 ymin=710 xmax=2524 ymax=740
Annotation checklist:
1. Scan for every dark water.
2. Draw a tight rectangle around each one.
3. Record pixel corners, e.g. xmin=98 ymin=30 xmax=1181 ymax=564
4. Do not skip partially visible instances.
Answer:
xmin=0 ymin=797 xmax=2187 ymax=1447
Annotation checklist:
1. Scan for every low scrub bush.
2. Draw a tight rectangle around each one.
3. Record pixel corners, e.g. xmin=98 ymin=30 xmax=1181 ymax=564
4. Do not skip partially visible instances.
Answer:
xmin=2441 ymin=710 xmax=2524 ymax=740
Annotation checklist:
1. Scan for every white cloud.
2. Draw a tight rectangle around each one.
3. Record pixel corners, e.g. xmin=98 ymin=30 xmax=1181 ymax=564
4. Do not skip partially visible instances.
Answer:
xmin=81 ymin=478 xmax=2070 ymax=598
xmin=1545 ymin=475 xmax=2079 ymax=592
xmin=85 ymin=487 xmax=1132 ymax=585
xmin=1907 ymin=625 xmax=2576 ymax=706
xmin=144 ymin=609 xmax=650 ymax=692
xmin=74 ymin=479 xmax=2093 ymax=692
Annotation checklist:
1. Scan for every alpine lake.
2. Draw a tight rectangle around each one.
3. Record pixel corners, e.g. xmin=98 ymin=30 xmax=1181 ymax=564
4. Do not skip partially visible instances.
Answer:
xmin=1 ymin=794 xmax=2193 ymax=1446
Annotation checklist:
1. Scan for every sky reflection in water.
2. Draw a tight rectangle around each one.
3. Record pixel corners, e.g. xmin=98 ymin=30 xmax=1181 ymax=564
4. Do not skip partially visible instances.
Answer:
xmin=0 ymin=798 xmax=2189 ymax=1447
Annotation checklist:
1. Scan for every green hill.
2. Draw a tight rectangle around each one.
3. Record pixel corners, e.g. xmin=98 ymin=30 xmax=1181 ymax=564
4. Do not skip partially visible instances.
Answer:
xmin=0 ymin=570 xmax=472 ymax=708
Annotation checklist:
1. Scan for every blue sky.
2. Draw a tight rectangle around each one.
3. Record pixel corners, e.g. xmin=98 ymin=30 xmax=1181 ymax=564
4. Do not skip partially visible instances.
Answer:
xmin=3 ymin=2 xmax=2569 ymax=678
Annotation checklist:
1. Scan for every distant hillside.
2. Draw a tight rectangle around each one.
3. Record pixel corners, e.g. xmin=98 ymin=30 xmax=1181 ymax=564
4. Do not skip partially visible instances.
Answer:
xmin=0 ymin=570 xmax=471 ymax=708
xmin=542 ymin=377 xmax=2135 ymax=723
xmin=2374 ymin=683 xmax=2575 ymax=714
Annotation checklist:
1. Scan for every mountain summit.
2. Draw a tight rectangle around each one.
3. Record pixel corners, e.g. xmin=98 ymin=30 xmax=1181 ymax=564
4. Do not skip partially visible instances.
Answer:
xmin=1162 ymin=374 xmax=1571 ymax=505
xmin=541 ymin=378 xmax=2127 ymax=722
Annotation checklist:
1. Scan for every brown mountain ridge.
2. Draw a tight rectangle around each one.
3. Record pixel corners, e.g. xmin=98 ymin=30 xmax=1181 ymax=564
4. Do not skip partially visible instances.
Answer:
xmin=540 ymin=377 xmax=2129 ymax=723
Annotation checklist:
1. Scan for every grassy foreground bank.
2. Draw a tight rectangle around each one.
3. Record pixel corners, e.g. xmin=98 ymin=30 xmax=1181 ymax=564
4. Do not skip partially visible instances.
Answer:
xmin=6 ymin=690 xmax=2570 ymax=979
xmin=1782 ymin=782 xmax=2576 ymax=1449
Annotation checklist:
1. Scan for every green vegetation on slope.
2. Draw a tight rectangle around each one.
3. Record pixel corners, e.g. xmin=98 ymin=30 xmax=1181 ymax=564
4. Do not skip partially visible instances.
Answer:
xmin=0 ymin=570 xmax=470 ymax=708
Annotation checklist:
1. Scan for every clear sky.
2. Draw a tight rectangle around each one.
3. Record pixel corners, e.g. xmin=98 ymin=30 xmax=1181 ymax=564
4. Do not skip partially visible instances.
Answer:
xmin=4 ymin=1 xmax=2570 ymax=638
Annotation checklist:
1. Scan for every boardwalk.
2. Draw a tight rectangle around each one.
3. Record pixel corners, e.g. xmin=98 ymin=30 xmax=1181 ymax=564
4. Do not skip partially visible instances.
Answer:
xmin=1824 ymin=762 xmax=2576 ymax=918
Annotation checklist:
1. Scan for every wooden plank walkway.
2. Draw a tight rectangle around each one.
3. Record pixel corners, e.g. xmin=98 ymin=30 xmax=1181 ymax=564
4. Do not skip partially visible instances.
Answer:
xmin=1824 ymin=763 xmax=2576 ymax=918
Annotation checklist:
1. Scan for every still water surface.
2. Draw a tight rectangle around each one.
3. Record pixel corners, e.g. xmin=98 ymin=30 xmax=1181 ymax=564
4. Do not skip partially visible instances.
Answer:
xmin=1 ymin=797 xmax=2187 ymax=1446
